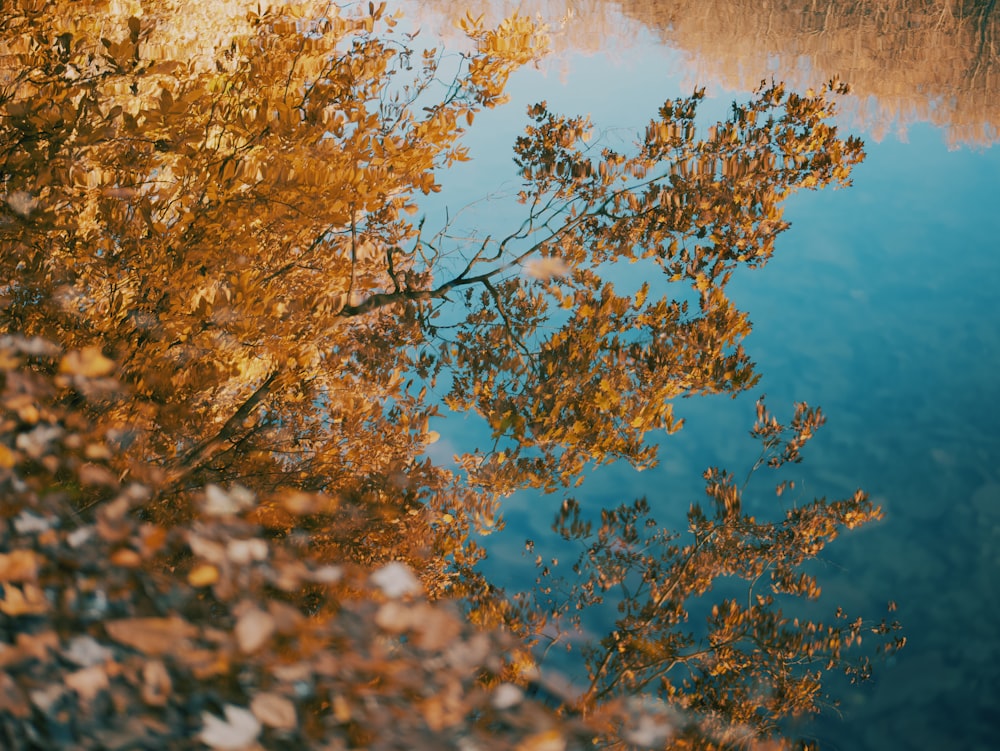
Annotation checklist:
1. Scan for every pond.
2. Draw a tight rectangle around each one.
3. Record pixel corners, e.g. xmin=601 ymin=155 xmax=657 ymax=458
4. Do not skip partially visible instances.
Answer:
xmin=403 ymin=2 xmax=1000 ymax=749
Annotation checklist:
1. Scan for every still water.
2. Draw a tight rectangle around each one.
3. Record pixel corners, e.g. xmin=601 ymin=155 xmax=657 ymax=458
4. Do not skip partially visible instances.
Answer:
xmin=402 ymin=2 xmax=1000 ymax=748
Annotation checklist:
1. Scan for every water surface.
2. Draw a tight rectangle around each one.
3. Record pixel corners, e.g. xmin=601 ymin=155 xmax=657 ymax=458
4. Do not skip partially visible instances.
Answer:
xmin=405 ymin=3 xmax=1000 ymax=748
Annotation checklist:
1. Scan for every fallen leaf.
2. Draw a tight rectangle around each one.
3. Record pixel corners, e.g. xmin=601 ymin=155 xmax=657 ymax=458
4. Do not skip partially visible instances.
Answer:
xmin=98 ymin=495 xmax=130 ymax=523
xmin=492 ymin=683 xmax=524 ymax=710
xmin=251 ymin=691 xmax=297 ymax=730
xmin=66 ymin=664 xmax=109 ymax=702
xmin=77 ymin=462 xmax=119 ymax=487
xmin=110 ymin=548 xmax=143 ymax=568
xmin=29 ymin=684 xmax=65 ymax=713
xmin=266 ymin=600 xmax=304 ymax=635
xmin=202 ymin=484 xmax=242 ymax=516
xmin=139 ymin=524 xmax=168 ymax=555
xmin=187 ymin=533 xmax=227 ymax=564
xmin=0 ymin=673 xmax=29 ymax=717
xmin=226 ymin=538 xmax=268 ymax=565
xmin=269 ymin=559 xmax=310 ymax=591
xmin=516 ymin=729 xmax=566 ymax=751
xmin=375 ymin=601 xmax=414 ymax=633
xmin=0 ymin=583 xmax=48 ymax=616
xmin=0 ymin=550 xmax=39 ymax=583
xmin=141 ymin=659 xmax=172 ymax=707
xmin=15 ymin=631 xmax=58 ymax=662
xmin=370 ymin=561 xmax=421 ymax=598
xmin=199 ymin=704 xmax=260 ymax=750
xmin=67 ymin=526 xmax=94 ymax=548
xmin=277 ymin=490 xmax=316 ymax=515
xmin=105 ymin=617 xmax=197 ymax=655
xmin=15 ymin=425 xmax=62 ymax=459
xmin=202 ymin=484 xmax=255 ymax=517
xmin=305 ymin=564 xmax=342 ymax=584
xmin=13 ymin=512 xmax=53 ymax=534
xmin=63 ymin=635 xmax=114 ymax=667
xmin=176 ymin=647 xmax=229 ymax=679
xmin=84 ymin=442 xmax=113 ymax=460
xmin=235 ymin=607 xmax=275 ymax=654
xmin=623 ymin=711 xmax=675 ymax=747
xmin=414 ymin=605 xmax=462 ymax=651
xmin=332 ymin=694 xmax=351 ymax=723
xmin=420 ymin=679 xmax=463 ymax=731
xmin=188 ymin=563 xmax=220 ymax=587
xmin=59 ymin=346 xmax=115 ymax=377
xmin=271 ymin=662 xmax=311 ymax=683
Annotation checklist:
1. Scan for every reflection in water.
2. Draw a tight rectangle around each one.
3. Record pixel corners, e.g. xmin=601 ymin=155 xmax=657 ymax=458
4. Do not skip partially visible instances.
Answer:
xmin=407 ymin=2 xmax=1000 ymax=750
xmin=416 ymin=0 xmax=1000 ymax=145
xmin=616 ymin=0 xmax=1000 ymax=147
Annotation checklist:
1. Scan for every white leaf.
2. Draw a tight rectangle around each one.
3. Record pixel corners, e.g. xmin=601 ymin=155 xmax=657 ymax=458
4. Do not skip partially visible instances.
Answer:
xmin=235 ymin=607 xmax=275 ymax=654
xmin=623 ymin=713 xmax=674 ymax=747
xmin=370 ymin=561 xmax=421 ymax=598
xmin=63 ymin=635 xmax=114 ymax=667
xmin=188 ymin=533 xmax=227 ymax=564
xmin=305 ymin=564 xmax=342 ymax=584
xmin=6 ymin=191 xmax=38 ymax=217
xmin=67 ymin=526 xmax=94 ymax=548
xmin=15 ymin=426 xmax=63 ymax=459
xmin=202 ymin=484 xmax=241 ymax=516
xmin=199 ymin=704 xmax=261 ymax=750
xmin=13 ymin=512 xmax=54 ymax=534
xmin=492 ymin=682 xmax=524 ymax=710
xmin=226 ymin=538 xmax=268 ymax=565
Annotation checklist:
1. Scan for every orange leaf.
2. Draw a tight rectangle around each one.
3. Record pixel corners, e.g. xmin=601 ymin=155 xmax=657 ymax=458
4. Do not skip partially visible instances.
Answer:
xmin=105 ymin=617 xmax=197 ymax=655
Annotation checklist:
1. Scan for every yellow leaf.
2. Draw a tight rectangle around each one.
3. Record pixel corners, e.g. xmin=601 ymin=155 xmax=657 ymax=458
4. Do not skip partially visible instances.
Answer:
xmin=332 ymin=694 xmax=351 ymax=723
xmin=0 ymin=550 xmax=39 ymax=583
xmin=516 ymin=729 xmax=566 ymax=751
xmin=59 ymin=347 xmax=115 ymax=377
xmin=188 ymin=563 xmax=219 ymax=587
xmin=0 ymin=583 xmax=48 ymax=616
xmin=110 ymin=548 xmax=142 ymax=568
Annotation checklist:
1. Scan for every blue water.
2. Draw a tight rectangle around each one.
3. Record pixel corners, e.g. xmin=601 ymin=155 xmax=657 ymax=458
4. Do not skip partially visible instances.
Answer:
xmin=405 ymin=6 xmax=1000 ymax=748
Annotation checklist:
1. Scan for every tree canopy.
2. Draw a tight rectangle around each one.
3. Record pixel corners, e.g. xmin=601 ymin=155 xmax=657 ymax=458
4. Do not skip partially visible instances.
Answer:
xmin=0 ymin=2 xmax=901 ymax=749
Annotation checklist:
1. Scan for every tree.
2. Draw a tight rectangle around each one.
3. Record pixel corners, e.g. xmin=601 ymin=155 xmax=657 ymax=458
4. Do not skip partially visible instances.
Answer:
xmin=0 ymin=2 xmax=899 ymax=748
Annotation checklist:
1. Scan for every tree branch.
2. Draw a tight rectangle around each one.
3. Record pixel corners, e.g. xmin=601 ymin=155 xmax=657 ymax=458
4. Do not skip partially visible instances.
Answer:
xmin=165 ymin=369 xmax=281 ymax=486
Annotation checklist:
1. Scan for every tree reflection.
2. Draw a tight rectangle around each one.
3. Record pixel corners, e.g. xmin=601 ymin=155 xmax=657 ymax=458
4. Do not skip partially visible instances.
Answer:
xmin=0 ymin=3 xmax=899 ymax=748
xmin=418 ymin=0 xmax=1000 ymax=146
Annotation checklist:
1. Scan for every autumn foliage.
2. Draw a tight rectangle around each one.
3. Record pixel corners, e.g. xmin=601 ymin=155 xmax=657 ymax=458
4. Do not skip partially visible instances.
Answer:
xmin=0 ymin=2 xmax=900 ymax=749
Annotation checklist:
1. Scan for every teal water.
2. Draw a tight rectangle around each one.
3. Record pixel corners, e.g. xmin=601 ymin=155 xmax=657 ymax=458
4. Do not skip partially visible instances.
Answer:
xmin=405 ymin=5 xmax=1000 ymax=748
